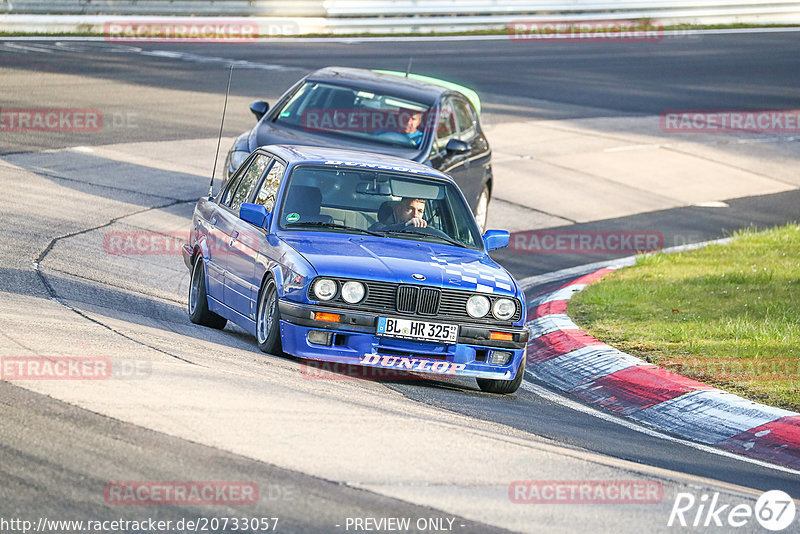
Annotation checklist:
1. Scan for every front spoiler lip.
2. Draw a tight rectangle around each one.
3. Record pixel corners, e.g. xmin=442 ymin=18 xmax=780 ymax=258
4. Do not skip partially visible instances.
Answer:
xmin=279 ymin=300 xmax=529 ymax=349
xmin=301 ymin=351 xmax=515 ymax=381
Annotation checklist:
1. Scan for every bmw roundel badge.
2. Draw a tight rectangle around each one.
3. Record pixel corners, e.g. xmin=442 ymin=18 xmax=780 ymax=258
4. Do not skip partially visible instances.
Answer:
xmin=412 ymin=273 xmax=426 ymax=281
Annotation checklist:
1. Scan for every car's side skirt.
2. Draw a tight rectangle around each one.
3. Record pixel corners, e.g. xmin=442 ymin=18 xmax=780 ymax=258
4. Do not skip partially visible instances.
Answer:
xmin=208 ymin=296 xmax=256 ymax=336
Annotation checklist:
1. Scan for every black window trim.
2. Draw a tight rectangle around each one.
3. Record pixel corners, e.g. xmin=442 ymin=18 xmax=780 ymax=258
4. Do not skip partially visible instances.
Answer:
xmin=219 ymin=151 xmax=274 ymax=216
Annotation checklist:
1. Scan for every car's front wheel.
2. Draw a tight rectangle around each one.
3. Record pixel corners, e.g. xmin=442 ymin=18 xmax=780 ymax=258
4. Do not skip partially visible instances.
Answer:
xmin=188 ymin=256 xmax=227 ymax=330
xmin=476 ymin=353 xmax=525 ymax=394
xmin=256 ymin=277 xmax=282 ymax=354
xmin=474 ymin=184 xmax=490 ymax=234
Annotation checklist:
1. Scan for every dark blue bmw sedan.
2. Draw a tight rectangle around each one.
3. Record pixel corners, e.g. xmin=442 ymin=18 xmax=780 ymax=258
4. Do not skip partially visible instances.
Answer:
xmin=225 ymin=67 xmax=494 ymax=232
xmin=184 ymin=145 xmax=527 ymax=393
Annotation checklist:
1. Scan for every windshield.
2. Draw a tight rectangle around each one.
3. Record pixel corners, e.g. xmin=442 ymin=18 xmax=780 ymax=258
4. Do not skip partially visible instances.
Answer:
xmin=273 ymin=81 xmax=433 ymax=149
xmin=277 ymin=164 xmax=483 ymax=250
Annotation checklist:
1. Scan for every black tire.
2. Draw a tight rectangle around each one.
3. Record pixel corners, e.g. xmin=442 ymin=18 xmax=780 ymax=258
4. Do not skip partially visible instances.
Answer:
xmin=256 ymin=277 xmax=282 ymax=354
xmin=476 ymin=352 xmax=526 ymax=394
xmin=188 ymin=257 xmax=227 ymax=329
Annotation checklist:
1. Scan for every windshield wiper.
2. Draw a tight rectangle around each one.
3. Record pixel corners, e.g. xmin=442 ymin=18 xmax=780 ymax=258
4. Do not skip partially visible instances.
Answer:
xmin=383 ymin=229 xmax=468 ymax=248
xmin=285 ymin=221 xmax=385 ymax=237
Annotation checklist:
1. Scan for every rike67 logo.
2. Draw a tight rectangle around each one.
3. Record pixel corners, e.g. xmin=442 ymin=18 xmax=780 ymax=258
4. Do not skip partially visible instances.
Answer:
xmin=668 ymin=490 xmax=796 ymax=531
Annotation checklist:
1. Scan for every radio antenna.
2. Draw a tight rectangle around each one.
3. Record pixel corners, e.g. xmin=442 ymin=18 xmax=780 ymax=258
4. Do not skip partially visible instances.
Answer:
xmin=210 ymin=64 xmax=234 ymax=199
xmin=405 ymin=57 xmax=413 ymax=77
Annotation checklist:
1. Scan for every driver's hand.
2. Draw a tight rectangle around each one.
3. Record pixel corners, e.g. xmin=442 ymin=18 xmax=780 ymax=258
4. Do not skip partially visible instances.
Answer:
xmin=404 ymin=218 xmax=427 ymax=228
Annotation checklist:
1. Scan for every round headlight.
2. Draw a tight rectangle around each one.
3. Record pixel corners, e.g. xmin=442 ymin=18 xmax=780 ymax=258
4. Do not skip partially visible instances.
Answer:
xmin=229 ymin=150 xmax=250 ymax=173
xmin=492 ymin=298 xmax=516 ymax=320
xmin=341 ymin=281 xmax=365 ymax=304
xmin=466 ymin=294 xmax=490 ymax=318
xmin=313 ymin=278 xmax=337 ymax=301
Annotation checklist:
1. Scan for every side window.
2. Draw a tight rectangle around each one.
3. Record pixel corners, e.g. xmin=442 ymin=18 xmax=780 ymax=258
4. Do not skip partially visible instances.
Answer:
xmin=453 ymin=98 xmax=476 ymax=141
xmin=224 ymin=154 xmax=271 ymax=212
xmin=254 ymin=160 xmax=286 ymax=212
xmin=433 ymin=99 xmax=457 ymax=155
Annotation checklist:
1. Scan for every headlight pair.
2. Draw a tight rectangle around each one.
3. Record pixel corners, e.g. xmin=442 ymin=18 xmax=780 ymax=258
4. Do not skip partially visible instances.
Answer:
xmin=466 ymin=295 xmax=516 ymax=320
xmin=312 ymin=279 xmax=365 ymax=304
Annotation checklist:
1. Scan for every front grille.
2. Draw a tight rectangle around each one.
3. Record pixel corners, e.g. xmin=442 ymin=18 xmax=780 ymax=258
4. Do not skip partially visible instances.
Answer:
xmin=397 ymin=286 xmax=417 ymax=313
xmin=418 ymin=287 xmax=440 ymax=315
xmin=308 ymin=278 xmax=521 ymax=326
xmin=395 ymin=286 xmax=440 ymax=315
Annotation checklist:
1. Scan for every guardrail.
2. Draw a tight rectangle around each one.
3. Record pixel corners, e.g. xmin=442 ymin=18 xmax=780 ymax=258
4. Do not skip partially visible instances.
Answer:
xmin=2 ymin=1 xmax=800 ymax=34
xmin=1 ymin=1 xmax=325 ymax=16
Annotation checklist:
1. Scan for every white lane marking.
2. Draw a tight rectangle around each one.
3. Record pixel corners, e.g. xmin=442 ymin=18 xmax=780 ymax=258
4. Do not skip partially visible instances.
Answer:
xmin=693 ymin=201 xmax=730 ymax=208
xmin=0 ymin=42 xmax=54 ymax=53
xmin=604 ymin=144 xmax=668 ymax=152
xmin=0 ymin=40 xmax=305 ymax=73
xmin=521 ymin=377 xmax=800 ymax=476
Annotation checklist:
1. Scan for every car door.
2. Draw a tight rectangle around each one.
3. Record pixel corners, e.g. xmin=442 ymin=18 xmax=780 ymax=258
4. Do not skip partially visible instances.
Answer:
xmin=451 ymin=96 xmax=489 ymax=210
xmin=204 ymin=158 xmax=254 ymax=302
xmin=428 ymin=97 xmax=470 ymax=191
xmin=226 ymin=157 xmax=287 ymax=320
xmin=218 ymin=153 xmax=272 ymax=316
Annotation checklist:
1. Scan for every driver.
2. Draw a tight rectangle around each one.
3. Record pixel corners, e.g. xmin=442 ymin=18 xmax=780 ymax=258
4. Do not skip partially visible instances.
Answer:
xmin=403 ymin=111 xmax=424 ymax=146
xmin=393 ymin=197 xmax=427 ymax=228
xmin=371 ymin=197 xmax=428 ymax=231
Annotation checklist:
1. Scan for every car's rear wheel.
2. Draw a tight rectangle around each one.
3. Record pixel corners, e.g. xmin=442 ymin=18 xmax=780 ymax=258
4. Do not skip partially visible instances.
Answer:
xmin=476 ymin=352 xmax=526 ymax=394
xmin=256 ymin=277 xmax=282 ymax=354
xmin=188 ymin=256 xmax=227 ymax=329
xmin=474 ymin=184 xmax=490 ymax=234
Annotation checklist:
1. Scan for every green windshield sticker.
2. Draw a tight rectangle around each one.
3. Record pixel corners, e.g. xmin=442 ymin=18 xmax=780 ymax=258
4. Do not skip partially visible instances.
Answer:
xmin=372 ymin=70 xmax=482 ymax=114
xmin=286 ymin=213 xmax=300 ymax=223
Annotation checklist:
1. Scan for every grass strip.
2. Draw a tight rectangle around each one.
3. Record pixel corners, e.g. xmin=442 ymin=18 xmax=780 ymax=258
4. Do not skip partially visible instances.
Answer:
xmin=570 ymin=224 xmax=800 ymax=412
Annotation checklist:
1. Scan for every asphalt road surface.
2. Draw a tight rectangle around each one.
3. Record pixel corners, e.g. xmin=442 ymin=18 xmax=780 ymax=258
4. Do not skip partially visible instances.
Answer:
xmin=1 ymin=33 xmax=799 ymax=533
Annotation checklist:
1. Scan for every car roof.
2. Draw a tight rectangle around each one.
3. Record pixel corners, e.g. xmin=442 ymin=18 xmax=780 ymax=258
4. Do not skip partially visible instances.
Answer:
xmin=260 ymin=144 xmax=453 ymax=181
xmin=304 ymin=67 xmax=450 ymax=107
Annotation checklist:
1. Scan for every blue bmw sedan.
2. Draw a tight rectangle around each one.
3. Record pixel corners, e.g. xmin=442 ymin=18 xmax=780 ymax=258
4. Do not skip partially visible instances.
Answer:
xmin=184 ymin=145 xmax=528 ymax=393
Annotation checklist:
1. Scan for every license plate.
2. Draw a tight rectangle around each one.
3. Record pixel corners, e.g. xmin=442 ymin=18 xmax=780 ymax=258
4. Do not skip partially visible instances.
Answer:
xmin=377 ymin=317 xmax=458 ymax=343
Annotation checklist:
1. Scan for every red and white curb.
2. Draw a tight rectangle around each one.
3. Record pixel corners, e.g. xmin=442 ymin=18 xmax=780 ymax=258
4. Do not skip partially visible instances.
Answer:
xmin=525 ymin=267 xmax=800 ymax=470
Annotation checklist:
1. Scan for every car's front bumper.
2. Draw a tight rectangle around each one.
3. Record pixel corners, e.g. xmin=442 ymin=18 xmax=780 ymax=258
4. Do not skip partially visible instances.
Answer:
xmin=279 ymin=300 xmax=528 ymax=380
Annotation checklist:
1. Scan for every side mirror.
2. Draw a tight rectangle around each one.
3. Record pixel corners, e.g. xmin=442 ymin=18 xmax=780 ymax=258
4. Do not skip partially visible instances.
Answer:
xmin=250 ymin=101 xmax=269 ymax=121
xmin=240 ymin=203 xmax=270 ymax=230
xmin=445 ymin=138 xmax=469 ymax=154
xmin=482 ymin=229 xmax=509 ymax=251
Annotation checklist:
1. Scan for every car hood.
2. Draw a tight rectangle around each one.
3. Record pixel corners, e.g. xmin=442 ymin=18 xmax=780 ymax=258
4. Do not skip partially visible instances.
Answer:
xmin=250 ymin=122 xmax=423 ymax=162
xmin=279 ymin=233 xmax=517 ymax=296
